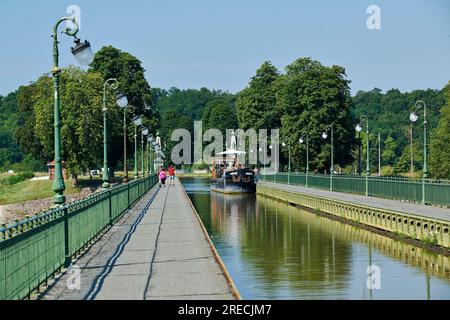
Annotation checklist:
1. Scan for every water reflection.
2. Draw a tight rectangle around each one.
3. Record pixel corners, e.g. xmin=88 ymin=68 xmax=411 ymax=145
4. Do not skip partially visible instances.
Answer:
xmin=183 ymin=177 xmax=450 ymax=300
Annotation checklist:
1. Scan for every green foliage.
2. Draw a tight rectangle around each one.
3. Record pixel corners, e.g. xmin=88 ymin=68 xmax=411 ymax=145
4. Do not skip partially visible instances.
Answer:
xmin=202 ymin=98 xmax=238 ymax=133
xmin=382 ymin=136 xmax=398 ymax=166
xmin=275 ymin=57 xmax=356 ymax=171
xmin=0 ymin=92 xmax=24 ymax=168
xmin=89 ymin=46 xmax=159 ymax=171
xmin=154 ymin=87 xmax=233 ymax=121
xmin=153 ymin=87 xmax=235 ymax=163
xmin=429 ymin=81 xmax=450 ymax=179
xmin=159 ymin=108 xmax=194 ymax=162
xmin=352 ymin=87 xmax=444 ymax=175
xmin=1 ymin=172 xmax=34 ymax=185
xmin=192 ymin=163 xmax=210 ymax=171
xmin=380 ymin=165 xmax=394 ymax=176
xmin=89 ymin=46 xmax=152 ymax=111
xmin=236 ymin=61 xmax=281 ymax=131
xmin=17 ymin=67 xmax=105 ymax=177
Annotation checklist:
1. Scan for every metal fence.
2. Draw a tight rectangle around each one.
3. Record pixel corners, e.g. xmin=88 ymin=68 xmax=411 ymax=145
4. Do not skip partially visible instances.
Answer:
xmin=261 ymin=173 xmax=450 ymax=207
xmin=0 ymin=175 xmax=158 ymax=300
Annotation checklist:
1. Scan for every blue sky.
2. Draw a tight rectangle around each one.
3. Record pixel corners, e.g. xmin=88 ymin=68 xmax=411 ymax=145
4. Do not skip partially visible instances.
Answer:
xmin=0 ymin=0 xmax=449 ymax=96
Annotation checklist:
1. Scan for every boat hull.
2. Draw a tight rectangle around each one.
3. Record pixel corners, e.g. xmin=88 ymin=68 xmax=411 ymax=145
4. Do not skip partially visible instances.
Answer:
xmin=211 ymin=170 xmax=256 ymax=194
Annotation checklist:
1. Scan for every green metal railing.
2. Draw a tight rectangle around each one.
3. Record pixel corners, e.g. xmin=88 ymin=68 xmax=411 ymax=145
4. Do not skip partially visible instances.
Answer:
xmin=260 ymin=173 xmax=450 ymax=206
xmin=0 ymin=175 xmax=158 ymax=300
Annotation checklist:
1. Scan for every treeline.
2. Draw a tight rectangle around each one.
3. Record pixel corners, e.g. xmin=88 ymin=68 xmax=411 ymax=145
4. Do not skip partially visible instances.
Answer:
xmin=1 ymin=52 xmax=449 ymax=179
xmin=0 ymin=46 xmax=157 ymax=184
xmin=352 ymin=87 xmax=445 ymax=176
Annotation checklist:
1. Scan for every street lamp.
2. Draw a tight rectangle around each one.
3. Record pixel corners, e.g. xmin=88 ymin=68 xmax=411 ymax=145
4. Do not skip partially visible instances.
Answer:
xmin=101 ymin=78 xmax=119 ymax=189
xmin=299 ymin=131 xmax=309 ymax=187
xmin=116 ymin=94 xmax=132 ymax=182
xmin=281 ymin=141 xmax=291 ymax=185
xmin=356 ymin=115 xmax=370 ymax=196
xmin=147 ymin=135 xmax=152 ymax=175
xmin=141 ymin=127 xmax=149 ymax=176
xmin=71 ymin=38 xmax=94 ymax=66
xmin=259 ymin=146 xmax=266 ymax=182
xmin=116 ymin=93 xmax=128 ymax=108
xmin=51 ymin=17 xmax=93 ymax=205
xmin=132 ymin=115 xmax=143 ymax=178
xmin=322 ymin=125 xmax=334 ymax=191
xmin=149 ymin=136 xmax=156 ymax=174
xmin=378 ymin=133 xmax=381 ymax=177
xmin=410 ymin=100 xmax=428 ymax=204
xmin=269 ymin=144 xmax=276 ymax=182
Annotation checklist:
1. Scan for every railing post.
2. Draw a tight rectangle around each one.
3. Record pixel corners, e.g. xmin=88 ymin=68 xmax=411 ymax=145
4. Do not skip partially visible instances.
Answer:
xmin=63 ymin=205 xmax=71 ymax=268
xmin=127 ymin=181 xmax=131 ymax=209
xmin=108 ymin=189 xmax=112 ymax=224
xmin=422 ymin=178 xmax=426 ymax=205
xmin=366 ymin=175 xmax=369 ymax=196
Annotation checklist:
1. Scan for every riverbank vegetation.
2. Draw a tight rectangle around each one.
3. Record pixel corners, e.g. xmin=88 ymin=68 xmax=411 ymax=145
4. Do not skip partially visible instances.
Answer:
xmin=1 ymin=50 xmax=449 ymax=184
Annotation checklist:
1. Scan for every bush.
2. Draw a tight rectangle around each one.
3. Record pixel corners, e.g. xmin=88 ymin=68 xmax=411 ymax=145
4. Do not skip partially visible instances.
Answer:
xmin=2 ymin=171 xmax=34 ymax=185
xmin=380 ymin=166 xmax=394 ymax=176
xmin=192 ymin=163 xmax=210 ymax=171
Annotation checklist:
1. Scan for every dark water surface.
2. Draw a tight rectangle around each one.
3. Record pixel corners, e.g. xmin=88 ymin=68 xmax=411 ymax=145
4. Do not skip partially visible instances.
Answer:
xmin=182 ymin=177 xmax=450 ymax=300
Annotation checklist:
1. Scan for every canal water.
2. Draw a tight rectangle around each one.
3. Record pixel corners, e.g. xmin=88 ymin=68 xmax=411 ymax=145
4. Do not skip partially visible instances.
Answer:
xmin=182 ymin=177 xmax=450 ymax=300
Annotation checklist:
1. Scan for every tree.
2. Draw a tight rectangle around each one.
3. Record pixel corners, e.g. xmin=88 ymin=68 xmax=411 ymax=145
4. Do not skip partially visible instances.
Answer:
xmin=429 ymin=81 xmax=450 ymax=179
xmin=155 ymin=87 xmax=233 ymax=121
xmin=275 ymin=57 xmax=356 ymax=172
xmin=0 ymin=92 xmax=24 ymax=169
xmin=159 ymin=108 xmax=194 ymax=164
xmin=394 ymin=142 xmax=422 ymax=175
xmin=28 ymin=67 xmax=105 ymax=184
xmin=202 ymin=98 xmax=238 ymax=133
xmin=351 ymin=87 xmax=444 ymax=172
xmin=382 ymin=136 xmax=398 ymax=166
xmin=88 ymin=46 xmax=158 ymax=172
xmin=236 ymin=61 xmax=281 ymax=131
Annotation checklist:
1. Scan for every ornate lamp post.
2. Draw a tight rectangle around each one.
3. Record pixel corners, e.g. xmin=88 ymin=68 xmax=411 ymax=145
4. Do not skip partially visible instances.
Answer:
xmin=141 ymin=127 xmax=149 ymax=176
xmin=356 ymin=115 xmax=370 ymax=196
xmin=269 ymin=145 xmax=275 ymax=182
xmin=101 ymin=78 xmax=119 ymax=189
xmin=281 ymin=141 xmax=291 ymax=185
xmin=299 ymin=131 xmax=309 ymax=187
xmin=378 ymin=133 xmax=381 ymax=176
xmin=51 ymin=17 xmax=93 ymax=205
xmin=132 ymin=115 xmax=143 ymax=178
xmin=116 ymin=94 xmax=131 ymax=182
xmin=146 ymin=135 xmax=151 ymax=175
xmin=322 ymin=125 xmax=334 ymax=192
xmin=259 ymin=146 xmax=266 ymax=182
xmin=410 ymin=100 xmax=428 ymax=204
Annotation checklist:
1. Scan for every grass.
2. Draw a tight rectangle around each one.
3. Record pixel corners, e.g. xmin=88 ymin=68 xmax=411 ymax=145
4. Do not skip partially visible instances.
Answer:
xmin=0 ymin=179 xmax=81 ymax=205
xmin=0 ymin=173 xmax=130 ymax=206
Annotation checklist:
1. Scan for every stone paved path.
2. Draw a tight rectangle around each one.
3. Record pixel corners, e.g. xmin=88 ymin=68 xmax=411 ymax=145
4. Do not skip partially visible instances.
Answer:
xmin=259 ymin=182 xmax=450 ymax=222
xmin=41 ymin=179 xmax=236 ymax=300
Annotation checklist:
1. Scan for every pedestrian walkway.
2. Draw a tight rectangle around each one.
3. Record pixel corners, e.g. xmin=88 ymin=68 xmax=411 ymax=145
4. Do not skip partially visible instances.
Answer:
xmin=41 ymin=179 xmax=237 ymax=300
xmin=260 ymin=182 xmax=450 ymax=222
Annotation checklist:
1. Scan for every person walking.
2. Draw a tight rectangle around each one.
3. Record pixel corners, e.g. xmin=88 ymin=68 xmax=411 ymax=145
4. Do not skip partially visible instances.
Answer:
xmin=168 ymin=164 xmax=176 ymax=186
xmin=159 ymin=167 xmax=167 ymax=187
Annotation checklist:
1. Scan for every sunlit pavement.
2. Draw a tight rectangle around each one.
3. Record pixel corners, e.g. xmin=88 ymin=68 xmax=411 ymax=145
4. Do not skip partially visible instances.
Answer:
xmin=41 ymin=179 xmax=234 ymax=300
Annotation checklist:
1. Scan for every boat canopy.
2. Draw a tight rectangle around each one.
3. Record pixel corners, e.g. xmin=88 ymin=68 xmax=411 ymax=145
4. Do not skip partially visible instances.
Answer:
xmin=217 ymin=149 xmax=246 ymax=155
